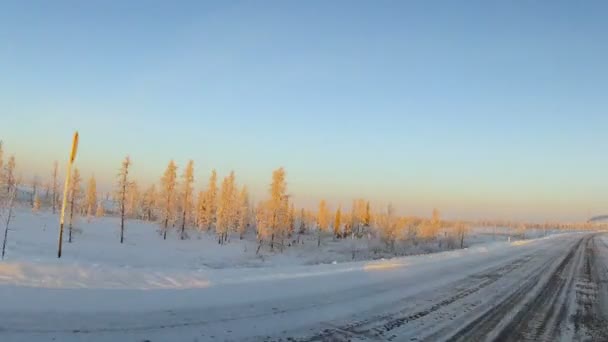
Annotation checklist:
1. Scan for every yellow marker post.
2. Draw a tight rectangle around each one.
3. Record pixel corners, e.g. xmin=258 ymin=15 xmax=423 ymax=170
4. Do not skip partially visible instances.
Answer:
xmin=58 ymin=131 xmax=79 ymax=258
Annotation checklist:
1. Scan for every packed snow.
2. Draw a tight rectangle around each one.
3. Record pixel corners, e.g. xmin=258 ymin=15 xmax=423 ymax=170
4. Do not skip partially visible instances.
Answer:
xmin=0 ymin=207 xmax=601 ymax=342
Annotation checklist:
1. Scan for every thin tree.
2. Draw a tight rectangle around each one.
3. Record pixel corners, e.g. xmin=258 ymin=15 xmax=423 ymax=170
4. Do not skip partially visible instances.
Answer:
xmin=30 ymin=175 xmax=39 ymax=207
xmin=117 ymin=156 xmax=131 ymax=243
xmin=196 ymin=190 xmax=206 ymax=230
xmin=334 ymin=206 xmax=342 ymax=238
xmin=269 ymin=168 xmax=287 ymax=251
xmin=141 ymin=184 xmax=157 ymax=221
xmin=216 ymin=175 xmax=231 ymax=244
xmin=160 ymin=160 xmax=178 ymax=239
xmin=288 ymin=203 xmax=295 ymax=239
xmin=95 ymin=201 xmax=105 ymax=217
xmin=68 ymin=168 xmax=82 ymax=243
xmin=126 ymin=181 xmax=140 ymax=218
xmin=297 ymin=208 xmax=307 ymax=243
xmin=33 ymin=193 xmax=41 ymax=212
xmin=1 ymin=186 xmax=17 ymax=260
xmin=204 ymin=169 xmax=217 ymax=231
xmin=237 ymin=185 xmax=250 ymax=239
xmin=51 ymin=161 xmax=59 ymax=214
xmin=255 ymin=200 xmax=272 ymax=254
xmin=85 ymin=175 xmax=97 ymax=217
xmin=5 ymin=155 xmax=16 ymax=194
xmin=317 ymin=199 xmax=329 ymax=246
xmin=180 ymin=160 xmax=194 ymax=240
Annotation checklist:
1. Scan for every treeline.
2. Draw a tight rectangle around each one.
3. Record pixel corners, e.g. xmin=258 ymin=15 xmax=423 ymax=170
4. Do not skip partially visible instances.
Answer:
xmin=0 ymin=141 xmax=605 ymax=255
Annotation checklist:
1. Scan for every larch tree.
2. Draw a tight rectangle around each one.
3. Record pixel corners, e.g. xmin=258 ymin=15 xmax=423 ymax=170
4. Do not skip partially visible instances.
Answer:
xmin=180 ymin=160 xmax=194 ymax=240
xmin=30 ymin=175 xmax=39 ymax=207
xmin=68 ymin=168 xmax=82 ymax=243
xmin=126 ymin=181 xmax=140 ymax=218
xmin=85 ymin=175 xmax=97 ymax=217
xmin=269 ymin=167 xmax=287 ymax=251
xmin=141 ymin=184 xmax=157 ymax=221
xmin=160 ymin=160 xmax=178 ymax=240
xmin=195 ymin=190 xmax=206 ymax=230
xmin=32 ymin=193 xmax=41 ymax=212
xmin=334 ymin=206 xmax=342 ymax=238
xmin=216 ymin=175 xmax=230 ymax=244
xmin=237 ymin=185 xmax=250 ymax=239
xmin=363 ymin=201 xmax=372 ymax=236
xmin=350 ymin=199 xmax=366 ymax=238
xmin=255 ymin=200 xmax=272 ymax=254
xmin=204 ymin=170 xmax=217 ymax=231
xmin=116 ymin=156 xmax=131 ymax=244
xmin=378 ymin=204 xmax=398 ymax=250
xmin=1 ymin=185 xmax=17 ymax=260
xmin=227 ymin=171 xmax=239 ymax=233
xmin=317 ymin=199 xmax=329 ymax=246
xmin=5 ymin=155 xmax=16 ymax=194
xmin=298 ymin=208 xmax=307 ymax=234
xmin=95 ymin=201 xmax=105 ymax=217
xmin=51 ymin=161 xmax=59 ymax=214
xmin=288 ymin=203 xmax=295 ymax=239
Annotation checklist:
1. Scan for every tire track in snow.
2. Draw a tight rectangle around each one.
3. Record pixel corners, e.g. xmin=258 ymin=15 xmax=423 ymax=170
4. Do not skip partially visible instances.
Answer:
xmin=292 ymin=254 xmax=536 ymax=342
xmin=448 ymin=234 xmax=587 ymax=342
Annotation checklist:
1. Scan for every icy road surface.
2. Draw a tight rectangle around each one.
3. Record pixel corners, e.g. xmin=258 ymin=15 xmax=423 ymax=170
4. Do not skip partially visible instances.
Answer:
xmin=0 ymin=233 xmax=606 ymax=342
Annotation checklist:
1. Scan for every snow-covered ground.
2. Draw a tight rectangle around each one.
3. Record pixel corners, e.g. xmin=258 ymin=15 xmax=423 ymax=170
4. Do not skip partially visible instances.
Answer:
xmin=0 ymin=208 xmax=604 ymax=341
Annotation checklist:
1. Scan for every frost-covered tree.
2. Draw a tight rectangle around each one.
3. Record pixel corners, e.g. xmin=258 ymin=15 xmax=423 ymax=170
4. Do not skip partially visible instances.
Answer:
xmin=419 ymin=208 xmax=441 ymax=240
xmin=334 ymin=206 xmax=342 ymax=238
xmin=68 ymin=168 xmax=82 ymax=243
xmin=85 ymin=175 xmax=97 ymax=217
xmin=32 ymin=193 xmax=41 ymax=212
xmin=126 ymin=181 xmax=140 ymax=218
xmin=116 ymin=156 xmax=131 ymax=244
xmin=195 ymin=190 xmax=206 ymax=229
xmin=216 ymin=172 xmax=237 ymax=244
xmin=255 ymin=200 xmax=272 ymax=253
xmin=269 ymin=168 xmax=287 ymax=251
xmin=203 ymin=169 xmax=217 ymax=231
xmin=377 ymin=204 xmax=398 ymax=250
xmin=454 ymin=221 xmax=468 ymax=249
xmin=288 ymin=203 xmax=295 ymax=238
xmin=141 ymin=184 xmax=157 ymax=221
xmin=160 ymin=160 xmax=178 ymax=240
xmin=350 ymin=199 xmax=367 ymax=238
xmin=51 ymin=161 xmax=59 ymax=214
xmin=237 ymin=185 xmax=250 ymax=239
xmin=30 ymin=175 xmax=39 ymax=208
xmin=95 ymin=201 xmax=105 ymax=217
xmin=179 ymin=160 xmax=194 ymax=240
xmin=5 ymin=155 xmax=16 ymax=194
xmin=298 ymin=208 xmax=307 ymax=234
xmin=317 ymin=199 xmax=329 ymax=246
xmin=1 ymin=185 xmax=17 ymax=260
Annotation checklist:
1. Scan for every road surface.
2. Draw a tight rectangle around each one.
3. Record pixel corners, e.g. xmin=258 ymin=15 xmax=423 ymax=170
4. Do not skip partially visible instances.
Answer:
xmin=0 ymin=233 xmax=606 ymax=342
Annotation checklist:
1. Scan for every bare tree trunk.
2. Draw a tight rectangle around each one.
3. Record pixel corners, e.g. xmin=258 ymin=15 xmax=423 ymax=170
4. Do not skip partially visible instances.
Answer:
xmin=68 ymin=192 xmax=75 ymax=243
xmin=270 ymin=233 xmax=274 ymax=251
xmin=2 ymin=191 xmax=16 ymax=260
xmin=256 ymin=239 xmax=263 ymax=255
xmin=120 ymin=194 xmax=125 ymax=244
xmin=181 ymin=209 xmax=186 ymax=240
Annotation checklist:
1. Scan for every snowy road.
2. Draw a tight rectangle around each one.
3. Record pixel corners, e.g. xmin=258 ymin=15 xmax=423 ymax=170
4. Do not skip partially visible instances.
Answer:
xmin=0 ymin=233 xmax=606 ymax=342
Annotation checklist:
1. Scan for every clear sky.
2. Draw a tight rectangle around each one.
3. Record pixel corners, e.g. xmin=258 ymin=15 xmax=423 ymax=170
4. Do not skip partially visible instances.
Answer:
xmin=1 ymin=1 xmax=607 ymax=222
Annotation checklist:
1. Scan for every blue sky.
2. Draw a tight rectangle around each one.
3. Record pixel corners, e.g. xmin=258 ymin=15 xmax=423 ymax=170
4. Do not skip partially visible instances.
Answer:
xmin=1 ymin=1 xmax=607 ymax=221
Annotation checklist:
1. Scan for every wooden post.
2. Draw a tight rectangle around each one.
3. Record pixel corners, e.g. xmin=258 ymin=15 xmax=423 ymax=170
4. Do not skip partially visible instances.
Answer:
xmin=58 ymin=132 xmax=79 ymax=258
